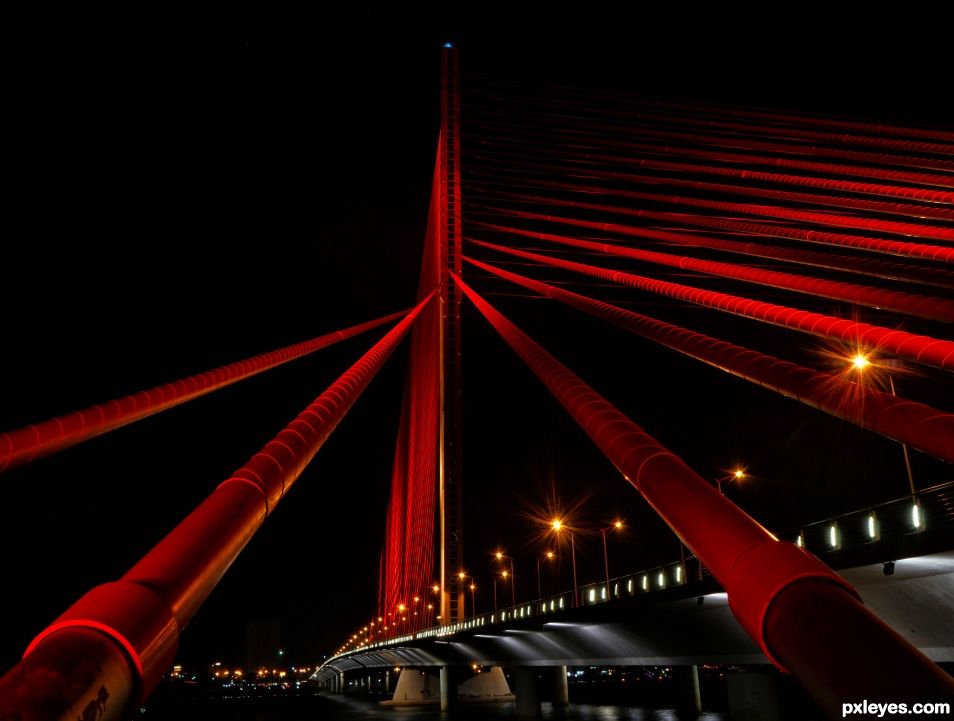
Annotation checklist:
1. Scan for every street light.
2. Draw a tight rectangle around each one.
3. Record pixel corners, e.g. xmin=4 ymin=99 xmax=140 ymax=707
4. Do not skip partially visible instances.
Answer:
xmin=494 ymin=571 xmax=511 ymax=614
xmin=551 ymin=518 xmax=578 ymax=607
xmin=494 ymin=551 xmax=517 ymax=606
xmin=536 ymin=550 xmax=555 ymax=599
xmin=600 ymin=520 xmax=623 ymax=597
xmin=716 ymin=467 xmax=746 ymax=495
xmin=457 ymin=572 xmax=473 ymax=618
xmin=849 ymin=352 xmax=922 ymax=530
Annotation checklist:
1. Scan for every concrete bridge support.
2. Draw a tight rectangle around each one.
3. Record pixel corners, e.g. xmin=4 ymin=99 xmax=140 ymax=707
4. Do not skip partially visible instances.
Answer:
xmin=674 ymin=664 xmax=702 ymax=716
xmin=514 ymin=667 xmax=541 ymax=719
xmin=727 ymin=670 xmax=780 ymax=721
xmin=553 ymin=665 xmax=569 ymax=706
xmin=440 ymin=666 xmax=454 ymax=712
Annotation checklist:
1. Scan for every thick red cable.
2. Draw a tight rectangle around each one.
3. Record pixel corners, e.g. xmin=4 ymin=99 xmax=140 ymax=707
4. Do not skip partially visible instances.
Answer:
xmin=452 ymin=272 xmax=954 ymax=713
xmin=500 ymin=195 xmax=954 ymax=263
xmin=471 ymin=216 xmax=954 ymax=290
xmin=471 ymin=224 xmax=954 ymax=322
xmin=466 ymin=256 xmax=954 ymax=463
xmin=469 ymin=240 xmax=954 ymax=372
xmin=0 ymin=310 xmax=407 ymax=474
xmin=1 ymin=294 xmax=434 ymax=716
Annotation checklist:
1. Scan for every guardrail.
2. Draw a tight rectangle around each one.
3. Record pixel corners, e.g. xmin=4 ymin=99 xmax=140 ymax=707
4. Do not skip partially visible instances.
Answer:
xmin=326 ymin=481 xmax=954 ymax=662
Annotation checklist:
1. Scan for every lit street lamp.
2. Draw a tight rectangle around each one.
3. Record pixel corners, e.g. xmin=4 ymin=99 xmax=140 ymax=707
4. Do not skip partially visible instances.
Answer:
xmin=494 ymin=551 xmax=517 ymax=606
xmin=493 ymin=571 xmax=511 ymax=614
xmin=551 ymin=519 xmax=578 ymax=607
xmin=457 ymin=572 xmax=474 ymax=618
xmin=600 ymin=520 xmax=623 ymax=596
xmin=716 ymin=467 xmax=746 ymax=495
xmin=849 ymin=352 xmax=922 ymax=530
xmin=536 ymin=550 xmax=555 ymax=599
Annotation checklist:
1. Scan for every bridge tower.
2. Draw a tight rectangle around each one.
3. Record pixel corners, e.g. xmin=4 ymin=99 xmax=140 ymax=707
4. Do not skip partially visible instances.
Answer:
xmin=438 ymin=43 xmax=464 ymax=623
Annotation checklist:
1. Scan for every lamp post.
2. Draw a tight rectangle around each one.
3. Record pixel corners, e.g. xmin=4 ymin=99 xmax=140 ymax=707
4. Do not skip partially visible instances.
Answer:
xmin=551 ymin=519 xmax=578 ymax=607
xmin=850 ymin=352 xmax=922 ymax=530
xmin=469 ymin=582 xmax=477 ymax=616
xmin=495 ymin=551 xmax=517 ymax=606
xmin=457 ymin=573 xmax=474 ymax=618
xmin=600 ymin=520 xmax=623 ymax=596
xmin=716 ymin=468 xmax=746 ymax=495
xmin=536 ymin=551 xmax=555 ymax=599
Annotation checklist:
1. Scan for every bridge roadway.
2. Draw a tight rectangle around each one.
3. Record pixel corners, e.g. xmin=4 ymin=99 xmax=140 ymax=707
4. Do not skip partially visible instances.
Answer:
xmin=316 ymin=488 xmax=954 ymax=678
xmin=315 ymin=548 xmax=954 ymax=681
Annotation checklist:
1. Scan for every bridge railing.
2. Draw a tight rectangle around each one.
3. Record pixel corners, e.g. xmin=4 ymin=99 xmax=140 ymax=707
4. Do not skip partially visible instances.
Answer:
xmin=787 ymin=479 xmax=954 ymax=555
xmin=329 ymin=481 xmax=954 ymax=661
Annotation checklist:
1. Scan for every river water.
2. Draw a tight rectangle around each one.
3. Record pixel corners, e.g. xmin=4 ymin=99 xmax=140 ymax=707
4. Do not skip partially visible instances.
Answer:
xmin=139 ymin=689 xmax=730 ymax=720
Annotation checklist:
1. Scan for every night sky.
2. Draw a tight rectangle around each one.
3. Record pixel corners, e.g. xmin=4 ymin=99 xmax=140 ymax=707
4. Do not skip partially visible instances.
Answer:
xmin=2 ymin=10 xmax=953 ymax=674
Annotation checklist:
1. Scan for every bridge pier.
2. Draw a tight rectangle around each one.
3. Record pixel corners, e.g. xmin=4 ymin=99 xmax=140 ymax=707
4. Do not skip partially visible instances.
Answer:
xmin=553 ymin=665 xmax=569 ymax=706
xmin=338 ymin=670 xmax=345 ymax=694
xmin=727 ymin=670 xmax=780 ymax=721
xmin=514 ymin=667 xmax=541 ymax=719
xmin=439 ymin=666 xmax=454 ymax=711
xmin=673 ymin=664 xmax=701 ymax=716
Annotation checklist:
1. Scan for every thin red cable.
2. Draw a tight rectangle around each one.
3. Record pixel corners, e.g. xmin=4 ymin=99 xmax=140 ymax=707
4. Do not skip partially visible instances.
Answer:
xmin=452 ymin=272 xmax=954 ymax=713
xmin=466 ymin=256 xmax=954 ymax=463
xmin=471 ymin=216 xmax=954 ymax=290
xmin=10 ymin=293 xmax=434 ymax=710
xmin=469 ymin=118 xmax=954 ymax=189
xmin=468 ymin=149 xmax=954 ymax=221
xmin=498 ymin=196 xmax=954 ymax=263
xmin=527 ymin=178 xmax=954 ymax=242
xmin=469 ymin=240 xmax=954 ymax=371
xmin=471 ymin=224 xmax=954 ymax=322
xmin=0 ymin=310 xmax=407 ymax=474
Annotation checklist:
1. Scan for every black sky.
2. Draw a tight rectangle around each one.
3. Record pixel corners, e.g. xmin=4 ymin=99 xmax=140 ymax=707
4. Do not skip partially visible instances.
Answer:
xmin=2 ymin=10 xmax=953 ymax=672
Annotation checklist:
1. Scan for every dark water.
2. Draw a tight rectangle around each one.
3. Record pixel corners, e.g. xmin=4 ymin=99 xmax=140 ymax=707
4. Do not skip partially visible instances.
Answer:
xmin=138 ymin=689 xmax=729 ymax=721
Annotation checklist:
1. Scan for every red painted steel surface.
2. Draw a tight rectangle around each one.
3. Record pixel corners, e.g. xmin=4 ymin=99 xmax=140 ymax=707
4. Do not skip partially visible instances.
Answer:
xmin=470 ymin=115 xmax=954 ymax=186
xmin=8 ymin=295 xmax=433 ymax=714
xmin=469 ymin=240 xmax=954 ymax=371
xmin=503 ymin=196 xmax=954 ymax=263
xmin=453 ymin=272 xmax=954 ymax=709
xmin=471 ymin=145 xmax=954 ymax=216
xmin=380 ymin=152 xmax=442 ymax=629
xmin=0 ymin=310 xmax=407 ymax=474
xmin=465 ymin=256 xmax=954 ymax=463
xmin=473 ymin=223 xmax=954 ymax=322
xmin=472 ymin=215 xmax=954 ymax=290
xmin=530 ymin=179 xmax=954 ymax=242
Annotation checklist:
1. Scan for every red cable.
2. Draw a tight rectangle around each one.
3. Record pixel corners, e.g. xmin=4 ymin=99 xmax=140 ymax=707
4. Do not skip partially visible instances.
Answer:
xmin=469 ymin=240 xmax=954 ymax=371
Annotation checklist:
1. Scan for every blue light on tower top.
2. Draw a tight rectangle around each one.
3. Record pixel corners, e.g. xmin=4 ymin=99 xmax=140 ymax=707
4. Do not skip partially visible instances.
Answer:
xmin=443 ymin=42 xmax=454 ymax=49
